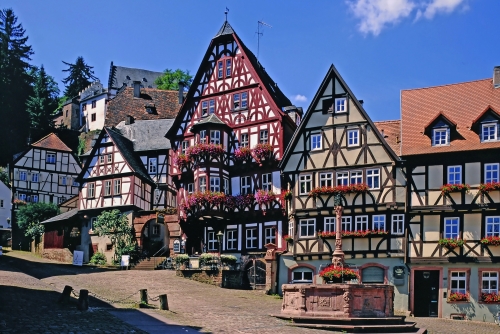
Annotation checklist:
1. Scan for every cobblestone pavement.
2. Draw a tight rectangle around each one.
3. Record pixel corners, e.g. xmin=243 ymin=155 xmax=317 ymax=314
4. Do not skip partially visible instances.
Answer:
xmin=2 ymin=251 xmax=500 ymax=334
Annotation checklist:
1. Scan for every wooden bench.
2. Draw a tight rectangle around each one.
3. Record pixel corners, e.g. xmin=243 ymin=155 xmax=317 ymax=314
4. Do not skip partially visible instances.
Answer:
xmin=450 ymin=313 xmax=466 ymax=320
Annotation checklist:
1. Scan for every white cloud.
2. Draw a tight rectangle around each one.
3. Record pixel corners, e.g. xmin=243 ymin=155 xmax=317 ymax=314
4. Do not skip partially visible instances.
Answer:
xmin=292 ymin=94 xmax=307 ymax=102
xmin=420 ymin=0 xmax=465 ymax=19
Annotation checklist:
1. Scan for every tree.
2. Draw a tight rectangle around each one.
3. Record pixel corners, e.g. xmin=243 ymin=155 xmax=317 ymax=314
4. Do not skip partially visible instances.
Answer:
xmin=0 ymin=9 xmax=34 ymax=165
xmin=154 ymin=68 xmax=193 ymax=91
xmin=16 ymin=202 xmax=59 ymax=240
xmin=61 ymin=56 xmax=97 ymax=98
xmin=0 ymin=166 xmax=9 ymax=187
xmin=93 ymin=209 xmax=139 ymax=264
xmin=26 ymin=65 xmax=60 ymax=132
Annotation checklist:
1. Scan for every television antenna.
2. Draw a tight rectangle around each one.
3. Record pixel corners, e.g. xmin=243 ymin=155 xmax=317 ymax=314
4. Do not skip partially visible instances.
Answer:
xmin=256 ymin=20 xmax=272 ymax=60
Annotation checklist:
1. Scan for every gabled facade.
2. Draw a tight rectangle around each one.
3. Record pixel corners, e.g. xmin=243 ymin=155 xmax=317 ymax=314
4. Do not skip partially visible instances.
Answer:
xmin=11 ymin=133 xmax=81 ymax=249
xmin=166 ymin=21 xmax=300 ymax=278
xmin=0 ymin=180 xmax=12 ymax=246
xmin=80 ymin=81 xmax=108 ymax=132
xmin=401 ymin=68 xmax=500 ymax=320
xmin=279 ymin=65 xmax=407 ymax=311
xmin=107 ymin=62 xmax=163 ymax=99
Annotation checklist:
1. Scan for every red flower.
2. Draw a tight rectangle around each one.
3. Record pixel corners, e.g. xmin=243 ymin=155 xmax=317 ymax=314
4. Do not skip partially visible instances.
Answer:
xmin=479 ymin=182 xmax=500 ymax=193
xmin=447 ymin=292 xmax=469 ymax=302
xmin=309 ymin=184 xmax=370 ymax=197
xmin=440 ymin=183 xmax=471 ymax=195
xmin=480 ymin=236 xmax=500 ymax=246
xmin=319 ymin=265 xmax=359 ymax=280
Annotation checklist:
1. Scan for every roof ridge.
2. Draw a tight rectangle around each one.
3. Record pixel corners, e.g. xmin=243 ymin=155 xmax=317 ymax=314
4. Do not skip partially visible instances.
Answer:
xmin=31 ymin=132 xmax=55 ymax=145
xmin=402 ymin=78 xmax=491 ymax=92
xmin=374 ymin=119 xmax=401 ymax=124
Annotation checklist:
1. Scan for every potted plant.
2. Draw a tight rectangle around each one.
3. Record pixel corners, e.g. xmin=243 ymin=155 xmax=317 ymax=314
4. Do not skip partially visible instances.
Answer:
xmin=220 ymin=254 xmax=237 ymax=268
xmin=233 ymin=147 xmax=252 ymax=162
xmin=284 ymin=235 xmax=293 ymax=243
xmin=481 ymin=292 xmax=500 ymax=303
xmin=438 ymin=238 xmax=465 ymax=248
xmin=319 ymin=264 xmax=359 ymax=284
xmin=440 ymin=183 xmax=471 ymax=195
xmin=282 ymin=190 xmax=292 ymax=201
xmin=447 ymin=292 xmax=469 ymax=302
xmin=480 ymin=236 xmax=500 ymax=246
xmin=175 ymin=154 xmax=191 ymax=170
xmin=479 ymin=182 xmax=500 ymax=193
xmin=174 ymin=254 xmax=189 ymax=269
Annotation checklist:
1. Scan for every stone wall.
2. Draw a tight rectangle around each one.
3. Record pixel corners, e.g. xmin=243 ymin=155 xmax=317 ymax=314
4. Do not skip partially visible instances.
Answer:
xmin=42 ymin=248 xmax=74 ymax=263
xmin=176 ymin=269 xmax=244 ymax=289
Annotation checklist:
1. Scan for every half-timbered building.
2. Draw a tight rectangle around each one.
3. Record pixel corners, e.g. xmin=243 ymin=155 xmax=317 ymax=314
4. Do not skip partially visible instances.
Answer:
xmin=279 ymin=65 xmax=408 ymax=311
xmin=11 ymin=133 xmax=81 ymax=249
xmin=166 ymin=21 xmax=300 ymax=284
xmin=401 ymin=67 xmax=500 ymax=320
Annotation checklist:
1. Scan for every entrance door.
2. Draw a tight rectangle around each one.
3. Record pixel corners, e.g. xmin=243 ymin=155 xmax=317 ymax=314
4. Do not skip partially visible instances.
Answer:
xmin=413 ymin=270 xmax=439 ymax=317
xmin=246 ymin=259 xmax=266 ymax=290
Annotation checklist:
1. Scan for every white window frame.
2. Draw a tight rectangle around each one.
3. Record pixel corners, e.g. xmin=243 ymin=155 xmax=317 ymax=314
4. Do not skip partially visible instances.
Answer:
xmin=299 ymin=218 xmax=316 ymax=238
xmin=311 ymin=134 xmax=322 ymax=150
xmin=223 ymin=178 xmax=229 ymax=195
xmin=366 ymin=169 xmax=380 ymax=189
xmin=289 ymin=220 xmax=294 ymax=239
xmin=259 ymin=130 xmax=268 ymax=144
xmin=299 ymin=174 xmax=312 ymax=195
xmin=481 ymin=272 xmax=498 ymax=294
xmin=335 ymin=97 xmax=347 ymax=113
xmin=18 ymin=193 xmax=26 ymax=201
xmin=207 ymin=231 xmax=217 ymax=251
xmin=262 ymin=173 xmax=272 ymax=191
xmin=240 ymin=133 xmax=249 ymax=147
xmin=99 ymin=155 xmax=105 ymax=164
xmin=225 ymin=58 xmax=232 ymax=77
xmin=209 ymin=100 xmax=215 ymax=114
xmin=199 ymin=176 xmax=207 ymax=192
xmin=233 ymin=93 xmax=240 ymax=109
xmin=347 ymin=129 xmax=359 ymax=146
xmin=444 ymin=217 xmax=460 ymax=239
xmin=210 ymin=130 xmax=220 ymax=144
xmin=241 ymin=92 xmax=248 ymax=109
xmin=265 ymin=227 xmax=276 ymax=245
xmin=32 ymin=195 xmax=39 ymax=203
xmin=391 ymin=214 xmax=405 ymax=235
xmin=486 ymin=216 xmax=500 ymax=237
xmin=201 ymin=101 xmax=208 ymax=116
xmin=187 ymin=183 xmax=194 ymax=194
xmin=372 ymin=215 xmax=386 ymax=231
xmin=433 ymin=128 xmax=449 ymax=146
xmin=114 ymin=179 xmax=121 ymax=195
xmin=217 ymin=61 xmax=223 ymax=79
xmin=181 ymin=140 xmax=189 ymax=154
xmin=482 ymin=123 xmax=497 ymax=142
xmin=60 ymin=176 xmax=67 ymax=186
xmin=104 ymin=180 xmax=112 ymax=196
xmin=107 ymin=153 xmax=113 ymax=163
xmin=87 ymin=183 xmax=95 ymax=198
xmin=450 ymin=271 xmax=467 ymax=294
xmin=90 ymin=217 xmax=97 ymax=231
xmin=324 ymin=217 xmax=335 ymax=232
xmin=292 ymin=268 xmax=313 ymax=283
xmin=319 ymin=172 xmax=333 ymax=187
xmin=227 ymin=230 xmax=237 ymax=250
xmin=337 ymin=172 xmax=349 ymax=186
xmin=355 ymin=216 xmax=368 ymax=231
xmin=246 ymin=228 xmax=257 ymax=249
xmin=350 ymin=171 xmax=362 ymax=185
xmin=148 ymin=158 xmax=157 ymax=174
xmin=342 ymin=216 xmax=352 ymax=231
xmin=447 ymin=166 xmax=462 ymax=185
xmin=241 ymin=176 xmax=251 ymax=195
xmin=199 ymin=130 xmax=206 ymax=144
xmin=210 ymin=176 xmax=220 ymax=192
xmin=485 ymin=163 xmax=499 ymax=183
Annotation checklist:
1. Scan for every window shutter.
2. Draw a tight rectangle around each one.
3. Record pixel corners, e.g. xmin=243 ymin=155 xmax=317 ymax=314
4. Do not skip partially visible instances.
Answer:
xmin=362 ymin=267 xmax=384 ymax=283
xmin=322 ymin=98 xmax=333 ymax=114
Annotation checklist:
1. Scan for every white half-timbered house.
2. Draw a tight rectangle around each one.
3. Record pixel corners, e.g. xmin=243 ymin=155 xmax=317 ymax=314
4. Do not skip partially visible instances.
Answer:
xmin=279 ymin=65 xmax=408 ymax=311
xmin=401 ymin=68 xmax=500 ymax=320
xmin=166 ymin=21 xmax=300 ymax=285
xmin=11 ymin=133 xmax=81 ymax=249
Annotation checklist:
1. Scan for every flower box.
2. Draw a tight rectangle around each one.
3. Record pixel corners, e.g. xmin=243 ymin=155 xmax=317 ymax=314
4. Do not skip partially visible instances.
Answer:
xmin=481 ymin=292 xmax=500 ymax=303
xmin=220 ymin=254 xmax=237 ymax=266
xmin=224 ymin=194 xmax=255 ymax=211
xmin=255 ymin=190 xmax=276 ymax=205
xmin=447 ymin=292 xmax=469 ymax=302
xmin=309 ymin=184 xmax=369 ymax=197
xmin=13 ymin=199 xmax=27 ymax=206
xmin=318 ymin=230 xmax=389 ymax=238
xmin=479 ymin=182 xmax=500 ymax=193
xmin=319 ymin=265 xmax=359 ymax=282
xmin=233 ymin=147 xmax=252 ymax=162
xmin=186 ymin=143 xmax=225 ymax=162
xmin=480 ymin=236 xmax=500 ymax=246
xmin=440 ymin=183 xmax=470 ymax=195
xmin=438 ymin=238 xmax=465 ymax=248
xmin=252 ymin=143 xmax=274 ymax=161
xmin=175 ymin=254 xmax=189 ymax=265
xmin=284 ymin=235 xmax=293 ymax=243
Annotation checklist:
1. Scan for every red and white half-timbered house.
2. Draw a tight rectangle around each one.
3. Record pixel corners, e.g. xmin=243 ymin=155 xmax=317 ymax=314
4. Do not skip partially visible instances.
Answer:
xmin=166 ymin=21 xmax=300 ymax=281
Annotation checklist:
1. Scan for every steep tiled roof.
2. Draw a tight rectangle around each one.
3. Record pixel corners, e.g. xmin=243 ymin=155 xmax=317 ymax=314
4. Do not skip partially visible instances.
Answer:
xmin=374 ymin=120 xmax=401 ymax=156
xmin=105 ymin=87 xmax=180 ymax=127
xmin=401 ymin=78 xmax=500 ymax=156
xmin=115 ymin=119 xmax=174 ymax=151
xmin=31 ymin=133 xmax=72 ymax=152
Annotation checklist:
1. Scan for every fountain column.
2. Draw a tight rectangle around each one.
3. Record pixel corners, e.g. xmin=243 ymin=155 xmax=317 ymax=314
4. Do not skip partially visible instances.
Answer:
xmin=331 ymin=194 xmax=345 ymax=267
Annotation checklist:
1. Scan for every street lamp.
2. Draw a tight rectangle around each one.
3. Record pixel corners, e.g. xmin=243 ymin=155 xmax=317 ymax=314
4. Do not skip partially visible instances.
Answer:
xmin=216 ymin=230 xmax=224 ymax=268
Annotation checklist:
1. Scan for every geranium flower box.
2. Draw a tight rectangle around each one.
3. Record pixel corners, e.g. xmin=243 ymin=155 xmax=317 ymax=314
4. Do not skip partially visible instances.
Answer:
xmin=440 ymin=183 xmax=470 ymax=195
xmin=438 ymin=238 xmax=465 ymax=248
xmin=252 ymin=143 xmax=274 ymax=161
xmin=319 ymin=264 xmax=359 ymax=283
xmin=186 ymin=143 xmax=225 ymax=162
xmin=233 ymin=147 xmax=252 ymax=162
xmin=480 ymin=236 xmax=500 ymax=246
xmin=447 ymin=292 xmax=469 ymax=302
xmin=481 ymin=292 xmax=500 ymax=303
xmin=479 ymin=182 xmax=500 ymax=193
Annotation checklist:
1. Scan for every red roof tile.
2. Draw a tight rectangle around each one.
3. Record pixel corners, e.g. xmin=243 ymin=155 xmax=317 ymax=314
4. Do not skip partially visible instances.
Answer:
xmin=374 ymin=120 xmax=401 ymax=155
xmin=401 ymin=78 xmax=500 ymax=156
xmin=31 ymin=133 xmax=72 ymax=152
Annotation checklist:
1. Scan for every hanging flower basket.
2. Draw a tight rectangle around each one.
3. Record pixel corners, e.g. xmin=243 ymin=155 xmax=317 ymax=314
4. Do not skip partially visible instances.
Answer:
xmin=175 ymin=154 xmax=191 ymax=170
xmin=480 ymin=236 xmax=500 ymax=246
xmin=447 ymin=292 xmax=469 ymax=302
xmin=440 ymin=183 xmax=470 ymax=195
xmin=481 ymin=292 xmax=500 ymax=303
xmin=479 ymin=182 xmax=500 ymax=193
xmin=284 ymin=235 xmax=293 ymax=243
xmin=13 ymin=199 xmax=27 ymax=206
xmin=438 ymin=238 xmax=465 ymax=248
xmin=252 ymin=143 xmax=274 ymax=161
xmin=255 ymin=190 xmax=276 ymax=205
xmin=186 ymin=143 xmax=225 ymax=162
xmin=180 ymin=191 xmax=227 ymax=214
xmin=319 ymin=265 xmax=359 ymax=283
xmin=282 ymin=190 xmax=292 ymax=201
xmin=233 ymin=147 xmax=252 ymax=162
xmin=309 ymin=184 xmax=369 ymax=197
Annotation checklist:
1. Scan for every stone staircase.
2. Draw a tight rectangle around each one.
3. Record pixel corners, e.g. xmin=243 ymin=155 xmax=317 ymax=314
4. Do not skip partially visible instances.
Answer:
xmin=132 ymin=257 xmax=167 ymax=270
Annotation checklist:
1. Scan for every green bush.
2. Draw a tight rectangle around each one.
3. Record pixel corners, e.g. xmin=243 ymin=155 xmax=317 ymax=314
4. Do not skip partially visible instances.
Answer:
xmin=174 ymin=254 xmax=189 ymax=264
xmin=199 ymin=253 xmax=217 ymax=266
xmin=220 ymin=254 xmax=237 ymax=266
xmin=90 ymin=251 xmax=107 ymax=265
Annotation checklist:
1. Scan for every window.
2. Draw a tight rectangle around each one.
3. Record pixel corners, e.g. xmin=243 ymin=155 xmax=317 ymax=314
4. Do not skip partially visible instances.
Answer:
xmin=199 ymin=176 xmax=206 ymax=192
xmin=223 ymin=178 xmax=229 ymax=195
xmin=217 ymin=61 xmax=223 ymax=79
xmin=311 ymin=134 xmax=322 ymax=150
xmin=57 ymin=196 xmax=65 ymax=204
xmin=225 ymin=58 xmax=232 ymax=77
xmin=18 ymin=193 xmax=26 ymax=201
xmin=292 ymin=268 xmax=313 ymax=283
xmin=362 ymin=267 xmax=384 ymax=283
xmin=320 ymin=172 xmax=333 ymax=187
xmin=450 ymin=271 xmax=467 ymax=294
xmin=0 ymin=200 xmax=3 ymax=208
xmin=342 ymin=216 xmax=352 ymax=231
xmin=289 ymin=220 xmax=294 ymax=239
xmin=46 ymin=153 xmax=56 ymax=164
xmin=392 ymin=214 xmax=404 ymax=235
xmin=153 ymin=225 xmax=160 ymax=235
xmin=448 ymin=166 xmax=461 ymax=185
xmin=482 ymin=123 xmax=497 ymax=142
xmin=104 ymin=180 xmax=112 ymax=196
xmin=107 ymin=154 xmax=112 ymax=163
xmin=210 ymin=176 xmax=220 ymax=192
xmin=201 ymin=101 xmax=208 ymax=116
xmin=209 ymin=100 xmax=215 ymax=114
xmin=87 ymin=183 xmax=95 ymax=198
xmin=227 ymin=230 xmax=237 ymax=250
xmin=246 ymin=228 xmax=257 ymax=248
xmin=187 ymin=183 xmax=194 ymax=194
xmin=19 ymin=171 xmax=27 ymax=181
xmin=90 ymin=217 xmax=97 ymax=231
xmin=114 ymin=179 xmax=121 ymax=195
xmin=265 ymin=227 xmax=275 ymax=245
xmin=337 ymin=172 xmax=348 ymax=186
xmin=31 ymin=173 xmax=39 ymax=182
xmin=99 ymin=155 xmax=105 ymax=164
xmin=324 ymin=217 xmax=335 ymax=232
xmin=347 ymin=129 xmax=359 ymax=146
xmin=262 ymin=173 xmax=272 ymax=191
xmin=366 ymin=169 xmax=380 ymax=189
xmin=241 ymin=92 xmax=248 ymax=109
xmin=148 ymin=158 xmax=157 ymax=174
xmin=207 ymin=231 xmax=217 ymax=251
xmin=240 ymin=133 xmax=249 ymax=147
xmin=355 ymin=216 xmax=368 ymax=231
xmin=233 ymin=93 xmax=240 ymax=109
xmin=66 ymin=110 xmax=68 ymax=117
xmin=199 ymin=130 xmax=206 ymax=144
xmin=31 ymin=195 xmax=39 ymax=203
xmin=73 ymin=180 xmax=79 ymax=187
xmin=210 ymin=130 xmax=220 ymax=144
xmin=299 ymin=174 xmax=312 ymax=195
xmin=181 ymin=140 xmax=189 ymax=154
xmin=433 ymin=128 xmax=449 ymax=146
xmin=259 ymin=130 xmax=268 ymax=144
xmin=82 ymin=103 xmax=87 ymax=111
xmin=444 ymin=217 xmax=459 ymax=239
xmin=485 ymin=163 xmax=499 ymax=183
xmin=241 ymin=176 xmax=251 ymax=195
xmin=91 ymin=113 xmax=96 ymax=122
xmin=350 ymin=171 xmax=363 ymax=185
xmin=299 ymin=218 xmax=315 ymax=238
xmin=372 ymin=215 xmax=386 ymax=231
xmin=335 ymin=97 xmax=347 ymax=113
xmin=91 ymin=100 xmax=96 ymax=108
xmin=482 ymin=272 xmax=498 ymax=294
xmin=60 ymin=176 xmax=67 ymax=186
xmin=486 ymin=216 xmax=500 ymax=237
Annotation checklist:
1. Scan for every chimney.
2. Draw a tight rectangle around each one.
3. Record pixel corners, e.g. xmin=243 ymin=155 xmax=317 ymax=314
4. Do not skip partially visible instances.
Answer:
xmin=494 ymin=66 xmax=500 ymax=88
xmin=125 ymin=115 xmax=134 ymax=125
xmin=133 ymin=81 xmax=141 ymax=98
xmin=178 ymin=82 xmax=185 ymax=104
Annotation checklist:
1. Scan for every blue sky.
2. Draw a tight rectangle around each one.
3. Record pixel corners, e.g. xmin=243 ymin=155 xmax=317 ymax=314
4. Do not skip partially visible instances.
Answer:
xmin=3 ymin=0 xmax=499 ymax=121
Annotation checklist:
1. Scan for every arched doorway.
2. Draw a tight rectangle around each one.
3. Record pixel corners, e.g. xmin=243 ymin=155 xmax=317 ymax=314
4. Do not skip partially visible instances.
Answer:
xmin=141 ymin=219 xmax=165 ymax=256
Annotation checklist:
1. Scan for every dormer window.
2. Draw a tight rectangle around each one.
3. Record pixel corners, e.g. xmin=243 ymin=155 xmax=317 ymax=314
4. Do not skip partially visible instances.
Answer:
xmin=432 ymin=128 xmax=449 ymax=146
xmin=482 ymin=123 xmax=497 ymax=142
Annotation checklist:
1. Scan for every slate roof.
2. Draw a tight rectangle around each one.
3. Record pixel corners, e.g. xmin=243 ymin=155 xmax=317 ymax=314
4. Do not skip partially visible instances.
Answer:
xmin=374 ymin=120 xmax=401 ymax=156
xmin=31 ymin=133 xmax=72 ymax=152
xmin=41 ymin=209 xmax=79 ymax=224
xmin=115 ymin=119 xmax=174 ymax=151
xmin=105 ymin=87 xmax=180 ymax=127
xmin=108 ymin=62 xmax=163 ymax=90
xmin=214 ymin=21 xmax=235 ymax=37
xmin=401 ymin=78 xmax=500 ymax=156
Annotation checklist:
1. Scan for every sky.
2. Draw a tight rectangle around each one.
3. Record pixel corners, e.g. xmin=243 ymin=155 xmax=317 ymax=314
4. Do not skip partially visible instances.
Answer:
xmin=2 ymin=0 xmax=499 ymax=122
